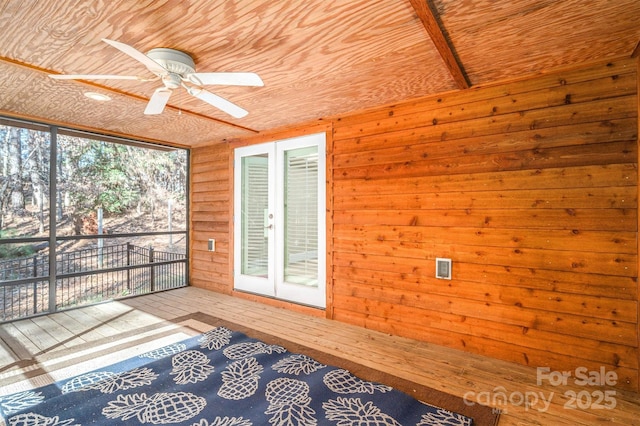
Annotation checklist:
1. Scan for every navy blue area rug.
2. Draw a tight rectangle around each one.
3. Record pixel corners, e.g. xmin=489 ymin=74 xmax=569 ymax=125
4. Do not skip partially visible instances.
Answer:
xmin=0 ymin=325 xmax=475 ymax=425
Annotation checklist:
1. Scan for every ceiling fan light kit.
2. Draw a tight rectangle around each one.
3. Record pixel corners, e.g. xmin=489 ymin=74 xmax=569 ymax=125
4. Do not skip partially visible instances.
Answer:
xmin=48 ymin=38 xmax=263 ymax=118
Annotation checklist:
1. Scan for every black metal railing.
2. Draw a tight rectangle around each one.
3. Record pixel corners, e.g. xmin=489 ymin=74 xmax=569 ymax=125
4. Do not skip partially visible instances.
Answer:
xmin=0 ymin=255 xmax=49 ymax=282
xmin=0 ymin=279 xmax=48 ymax=322
xmin=0 ymin=243 xmax=187 ymax=322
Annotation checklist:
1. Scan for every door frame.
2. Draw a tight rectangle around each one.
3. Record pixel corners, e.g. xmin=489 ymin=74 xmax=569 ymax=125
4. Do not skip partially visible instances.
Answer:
xmin=231 ymin=132 xmax=327 ymax=308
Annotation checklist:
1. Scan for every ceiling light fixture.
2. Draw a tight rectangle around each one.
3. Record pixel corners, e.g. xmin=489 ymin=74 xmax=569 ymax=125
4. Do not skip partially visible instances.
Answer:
xmin=84 ymin=92 xmax=111 ymax=101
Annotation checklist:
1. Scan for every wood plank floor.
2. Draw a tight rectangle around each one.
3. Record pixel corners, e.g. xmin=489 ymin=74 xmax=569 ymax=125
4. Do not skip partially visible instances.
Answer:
xmin=1 ymin=287 xmax=639 ymax=425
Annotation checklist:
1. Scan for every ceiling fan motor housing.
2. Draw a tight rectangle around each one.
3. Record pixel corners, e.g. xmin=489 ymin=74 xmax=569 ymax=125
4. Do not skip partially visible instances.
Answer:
xmin=147 ymin=48 xmax=196 ymax=88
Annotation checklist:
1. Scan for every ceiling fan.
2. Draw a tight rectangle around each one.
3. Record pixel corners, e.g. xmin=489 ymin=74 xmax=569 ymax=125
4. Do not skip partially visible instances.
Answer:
xmin=49 ymin=38 xmax=263 ymax=118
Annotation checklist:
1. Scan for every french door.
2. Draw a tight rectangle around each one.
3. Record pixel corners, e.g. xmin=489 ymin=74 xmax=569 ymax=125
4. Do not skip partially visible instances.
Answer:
xmin=233 ymin=133 xmax=326 ymax=308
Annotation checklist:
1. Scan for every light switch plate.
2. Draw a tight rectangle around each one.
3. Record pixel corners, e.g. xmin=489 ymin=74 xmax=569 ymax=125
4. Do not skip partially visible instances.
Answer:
xmin=208 ymin=239 xmax=216 ymax=252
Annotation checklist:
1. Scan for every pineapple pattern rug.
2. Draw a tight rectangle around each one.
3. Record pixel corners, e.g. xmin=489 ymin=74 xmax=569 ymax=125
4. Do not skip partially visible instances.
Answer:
xmin=0 ymin=326 xmax=474 ymax=425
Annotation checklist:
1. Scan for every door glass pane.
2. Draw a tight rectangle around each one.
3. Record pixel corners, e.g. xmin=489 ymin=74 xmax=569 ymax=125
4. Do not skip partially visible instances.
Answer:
xmin=241 ymin=154 xmax=269 ymax=277
xmin=284 ymin=146 xmax=318 ymax=286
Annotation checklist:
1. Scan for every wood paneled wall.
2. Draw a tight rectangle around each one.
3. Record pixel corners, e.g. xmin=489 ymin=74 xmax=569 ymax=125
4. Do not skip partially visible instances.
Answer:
xmin=191 ymin=58 xmax=639 ymax=391
xmin=191 ymin=143 xmax=232 ymax=294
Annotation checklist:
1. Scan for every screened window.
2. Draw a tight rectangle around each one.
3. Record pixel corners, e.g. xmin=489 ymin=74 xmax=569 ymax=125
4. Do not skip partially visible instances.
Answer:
xmin=0 ymin=117 xmax=189 ymax=322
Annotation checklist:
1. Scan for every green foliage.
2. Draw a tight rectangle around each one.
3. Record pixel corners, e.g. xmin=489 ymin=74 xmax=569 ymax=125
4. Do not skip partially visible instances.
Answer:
xmin=0 ymin=124 xmax=187 ymax=235
xmin=64 ymin=140 xmax=134 ymax=213
xmin=0 ymin=230 xmax=36 ymax=259
xmin=58 ymin=137 xmax=186 ymax=215
xmin=96 ymin=160 xmax=138 ymax=214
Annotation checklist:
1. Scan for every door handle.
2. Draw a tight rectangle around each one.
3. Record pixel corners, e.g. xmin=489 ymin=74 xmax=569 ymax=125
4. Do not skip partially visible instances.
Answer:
xmin=264 ymin=224 xmax=273 ymax=229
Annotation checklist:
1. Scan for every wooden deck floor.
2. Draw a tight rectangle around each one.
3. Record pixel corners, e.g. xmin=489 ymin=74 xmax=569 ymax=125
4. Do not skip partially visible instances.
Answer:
xmin=1 ymin=287 xmax=638 ymax=425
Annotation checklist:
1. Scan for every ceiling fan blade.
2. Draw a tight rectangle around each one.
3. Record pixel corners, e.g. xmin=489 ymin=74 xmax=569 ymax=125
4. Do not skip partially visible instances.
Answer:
xmin=187 ymin=87 xmax=248 ymax=118
xmin=144 ymin=88 xmax=172 ymax=115
xmin=102 ymin=38 xmax=167 ymax=75
xmin=187 ymin=72 xmax=264 ymax=87
xmin=49 ymin=74 xmax=141 ymax=80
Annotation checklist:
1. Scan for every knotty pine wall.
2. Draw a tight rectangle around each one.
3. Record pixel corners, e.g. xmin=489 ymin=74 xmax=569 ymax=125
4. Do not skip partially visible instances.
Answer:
xmin=190 ymin=58 xmax=639 ymax=391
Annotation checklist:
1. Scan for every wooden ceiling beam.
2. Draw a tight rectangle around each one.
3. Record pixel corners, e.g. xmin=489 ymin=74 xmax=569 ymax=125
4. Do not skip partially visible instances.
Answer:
xmin=408 ymin=0 xmax=470 ymax=89
xmin=631 ymin=39 xmax=640 ymax=58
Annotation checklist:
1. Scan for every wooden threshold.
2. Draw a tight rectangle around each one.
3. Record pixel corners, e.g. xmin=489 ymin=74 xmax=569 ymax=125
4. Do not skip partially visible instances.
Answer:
xmin=1 ymin=287 xmax=639 ymax=425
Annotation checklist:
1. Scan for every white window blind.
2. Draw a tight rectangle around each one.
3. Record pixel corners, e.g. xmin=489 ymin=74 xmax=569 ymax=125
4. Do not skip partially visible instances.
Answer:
xmin=284 ymin=146 xmax=319 ymax=286
xmin=241 ymin=155 xmax=269 ymax=276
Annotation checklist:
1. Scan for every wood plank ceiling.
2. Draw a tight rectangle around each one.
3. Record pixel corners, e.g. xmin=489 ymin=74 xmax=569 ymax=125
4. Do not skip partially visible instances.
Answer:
xmin=0 ymin=0 xmax=638 ymax=148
